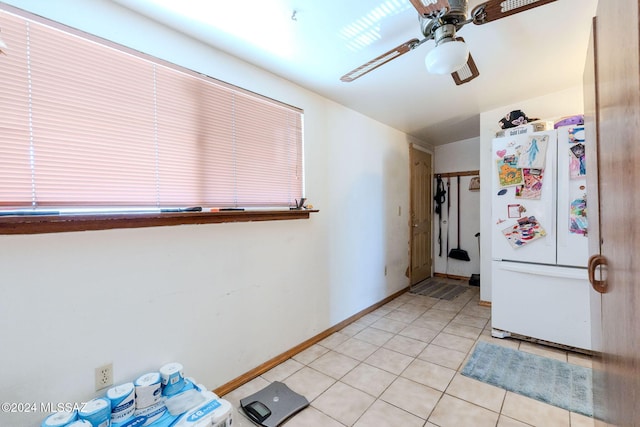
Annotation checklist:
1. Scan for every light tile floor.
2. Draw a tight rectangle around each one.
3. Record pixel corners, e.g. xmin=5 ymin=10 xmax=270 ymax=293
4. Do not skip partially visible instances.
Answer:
xmin=222 ymin=284 xmax=594 ymax=427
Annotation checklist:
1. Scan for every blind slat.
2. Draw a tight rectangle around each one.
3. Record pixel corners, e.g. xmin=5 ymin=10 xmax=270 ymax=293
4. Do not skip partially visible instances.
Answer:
xmin=0 ymin=8 xmax=303 ymax=209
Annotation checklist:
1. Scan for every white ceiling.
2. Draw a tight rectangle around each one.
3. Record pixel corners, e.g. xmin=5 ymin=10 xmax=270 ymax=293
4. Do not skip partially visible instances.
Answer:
xmin=112 ymin=0 xmax=598 ymax=145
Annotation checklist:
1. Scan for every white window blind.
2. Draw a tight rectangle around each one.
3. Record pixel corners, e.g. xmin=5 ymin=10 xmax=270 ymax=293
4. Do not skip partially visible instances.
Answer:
xmin=0 ymin=9 xmax=303 ymax=211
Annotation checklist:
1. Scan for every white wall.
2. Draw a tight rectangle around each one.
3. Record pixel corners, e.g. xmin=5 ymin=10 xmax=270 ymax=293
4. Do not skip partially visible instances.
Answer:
xmin=0 ymin=2 xmax=412 ymax=425
xmin=479 ymin=86 xmax=585 ymax=302
xmin=433 ymin=137 xmax=480 ymax=174
xmin=325 ymin=105 xmax=411 ymax=317
xmin=432 ymin=138 xmax=481 ymax=279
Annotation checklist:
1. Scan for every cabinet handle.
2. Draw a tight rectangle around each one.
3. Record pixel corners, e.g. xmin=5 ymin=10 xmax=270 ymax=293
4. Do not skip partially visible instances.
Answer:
xmin=588 ymin=254 xmax=608 ymax=293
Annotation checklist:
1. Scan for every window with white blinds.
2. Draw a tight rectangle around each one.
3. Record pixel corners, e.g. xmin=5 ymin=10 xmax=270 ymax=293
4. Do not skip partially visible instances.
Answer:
xmin=0 ymin=9 xmax=304 ymax=213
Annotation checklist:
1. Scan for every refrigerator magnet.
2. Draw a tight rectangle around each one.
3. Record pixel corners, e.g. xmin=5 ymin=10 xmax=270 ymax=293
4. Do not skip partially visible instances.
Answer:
xmin=517 ymin=135 xmax=549 ymax=169
xmin=515 ymin=168 xmax=544 ymax=199
xmin=508 ymin=204 xmax=523 ymax=218
xmin=569 ymin=144 xmax=586 ymax=179
xmin=568 ymin=126 xmax=585 ymax=143
xmin=503 ymin=154 xmax=517 ymax=165
xmin=569 ymin=156 xmax=586 ymax=179
xmin=501 ymin=216 xmax=547 ymax=249
xmin=569 ymin=197 xmax=588 ymax=235
xmin=570 ymin=143 xmax=585 ymax=158
xmin=497 ymin=159 xmax=523 ymax=187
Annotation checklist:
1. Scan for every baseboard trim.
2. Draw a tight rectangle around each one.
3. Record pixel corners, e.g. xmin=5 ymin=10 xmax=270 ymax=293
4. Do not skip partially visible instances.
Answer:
xmin=478 ymin=300 xmax=492 ymax=307
xmin=212 ymin=286 xmax=410 ymax=397
xmin=433 ymin=272 xmax=469 ymax=281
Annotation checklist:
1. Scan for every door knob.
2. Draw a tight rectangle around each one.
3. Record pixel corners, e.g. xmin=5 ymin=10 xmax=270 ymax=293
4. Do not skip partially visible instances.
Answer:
xmin=588 ymin=254 xmax=608 ymax=294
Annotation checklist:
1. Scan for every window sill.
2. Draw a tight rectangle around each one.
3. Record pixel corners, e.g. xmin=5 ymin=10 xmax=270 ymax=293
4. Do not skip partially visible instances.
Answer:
xmin=0 ymin=209 xmax=319 ymax=235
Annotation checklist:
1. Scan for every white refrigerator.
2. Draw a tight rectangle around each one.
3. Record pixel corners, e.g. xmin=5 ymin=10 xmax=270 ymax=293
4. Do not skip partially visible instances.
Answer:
xmin=491 ymin=125 xmax=591 ymax=350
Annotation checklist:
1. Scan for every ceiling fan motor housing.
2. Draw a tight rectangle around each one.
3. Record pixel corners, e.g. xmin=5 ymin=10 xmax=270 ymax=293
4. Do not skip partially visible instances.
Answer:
xmin=420 ymin=0 xmax=470 ymax=41
xmin=433 ymin=24 xmax=457 ymax=46
xmin=446 ymin=0 xmax=468 ymax=17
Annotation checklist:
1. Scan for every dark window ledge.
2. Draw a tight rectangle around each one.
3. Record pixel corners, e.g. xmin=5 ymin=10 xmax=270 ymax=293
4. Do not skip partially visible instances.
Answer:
xmin=0 ymin=210 xmax=319 ymax=235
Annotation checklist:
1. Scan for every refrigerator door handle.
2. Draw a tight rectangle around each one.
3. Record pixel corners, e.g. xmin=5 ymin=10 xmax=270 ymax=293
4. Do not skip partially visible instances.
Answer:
xmin=545 ymin=198 xmax=556 ymax=248
xmin=497 ymin=262 xmax=588 ymax=280
xmin=545 ymin=140 xmax=556 ymax=249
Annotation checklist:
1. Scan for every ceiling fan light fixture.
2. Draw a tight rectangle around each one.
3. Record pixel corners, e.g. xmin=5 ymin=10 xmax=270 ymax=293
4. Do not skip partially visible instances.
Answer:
xmin=425 ymin=39 xmax=469 ymax=75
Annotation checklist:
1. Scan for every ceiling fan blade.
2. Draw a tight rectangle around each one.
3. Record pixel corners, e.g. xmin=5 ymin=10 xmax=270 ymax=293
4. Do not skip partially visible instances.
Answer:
xmin=409 ymin=0 xmax=450 ymax=17
xmin=451 ymin=38 xmax=479 ymax=85
xmin=471 ymin=0 xmax=556 ymax=24
xmin=451 ymin=52 xmax=479 ymax=85
xmin=340 ymin=38 xmax=420 ymax=82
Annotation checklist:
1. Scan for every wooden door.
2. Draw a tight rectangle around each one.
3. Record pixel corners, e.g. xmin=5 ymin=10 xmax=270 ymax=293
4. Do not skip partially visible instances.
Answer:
xmin=410 ymin=146 xmax=432 ymax=285
xmin=589 ymin=0 xmax=640 ymax=425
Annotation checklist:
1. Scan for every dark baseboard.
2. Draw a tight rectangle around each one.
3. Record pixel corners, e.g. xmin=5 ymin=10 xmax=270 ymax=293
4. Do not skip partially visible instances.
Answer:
xmin=433 ymin=272 xmax=470 ymax=281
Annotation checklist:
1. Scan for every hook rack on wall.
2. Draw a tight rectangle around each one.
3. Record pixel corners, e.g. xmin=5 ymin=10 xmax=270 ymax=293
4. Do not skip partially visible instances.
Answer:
xmin=435 ymin=169 xmax=479 ymax=179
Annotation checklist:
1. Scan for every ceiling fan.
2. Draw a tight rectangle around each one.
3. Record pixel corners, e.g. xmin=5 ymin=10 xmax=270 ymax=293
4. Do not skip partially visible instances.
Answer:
xmin=340 ymin=0 xmax=557 ymax=85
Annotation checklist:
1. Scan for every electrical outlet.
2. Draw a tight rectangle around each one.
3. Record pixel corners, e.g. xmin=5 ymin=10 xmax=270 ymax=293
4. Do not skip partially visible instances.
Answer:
xmin=95 ymin=363 xmax=113 ymax=391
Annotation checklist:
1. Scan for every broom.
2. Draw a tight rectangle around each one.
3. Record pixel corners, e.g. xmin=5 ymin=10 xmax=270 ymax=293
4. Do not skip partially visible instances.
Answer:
xmin=448 ymin=175 xmax=471 ymax=261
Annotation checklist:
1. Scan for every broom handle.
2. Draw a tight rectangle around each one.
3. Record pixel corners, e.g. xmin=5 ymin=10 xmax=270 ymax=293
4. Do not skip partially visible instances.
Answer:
xmin=446 ymin=177 xmax=450 ymax=256
xmin=457 ymin=175 xmax=461 ymax=247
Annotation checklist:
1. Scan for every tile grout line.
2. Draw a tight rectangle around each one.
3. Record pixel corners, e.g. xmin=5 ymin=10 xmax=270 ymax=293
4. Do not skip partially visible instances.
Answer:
xmin=225 ymin=287 xmax=590 ymax=427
